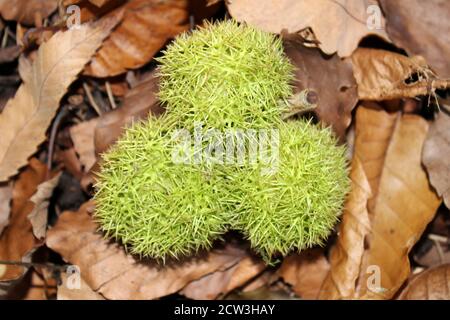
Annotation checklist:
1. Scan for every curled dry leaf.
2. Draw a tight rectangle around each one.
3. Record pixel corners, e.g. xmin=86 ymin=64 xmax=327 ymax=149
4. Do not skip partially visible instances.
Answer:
xmin=320 ymin=106 xmax=442 ymax=299
xmin=398 ymin=264 xmax=450 ymax=300
xmin=181 ymin=256 xmax=266 ymax=300
xmin=0 ymin=159 xmax=47 ymax=284
xmin=0 ymin=17 xmax=119 ymax=182
xmin=46 ymin=201 xmax=253 ymax=300
xmin=0 ymin=0 xmax=57 ymax=25
xmin=227 ymin=0 xmax=390 ymax=57
xmin=28 ymin=173 xmax=62 ymax=240
xmin=423 ymin=111 xmax=450 ymax=209
xmin=283 ymin=37 xmax=358 ymax=140
xmin=70 ymin=118 xmax=99 ymax=173
xmin=84 ymin=0 xmax=190 ymax=77
xmin=351 ymin=48 xmax=450 ymax=101
xmin=277 ymin=249 xmax=330 ymax=299
xmin=0 ymin=184 xmax=12 ymax=236
xmin=380 ymin=0 xmax=450 ymax=78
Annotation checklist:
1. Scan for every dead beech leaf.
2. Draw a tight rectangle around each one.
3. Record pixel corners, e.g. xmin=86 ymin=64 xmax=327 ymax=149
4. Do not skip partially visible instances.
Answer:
xmin=319 ymin=155 xmax=372 ymax=299
xmin=0 ymin=184 xmax=12 ymax=236
xmin=181 ymin=256 xmax=266 ymax=300
xmin=46 ymin=201 xmax=251 ymax=300
xmin=398 ymin=264 xmax=450 ymax=300
xmin=0 ymin=18 xmax=119 ymax=182
xmin=0 ymin=0 xmax=57 ymax=26
xmin=70 ymin=118 xmax=99 ymax=173
xmin=380 ymin=0 xmax=450 ymax=78
xmin=283 ymin=38 xmax=358 ymax=140
xmin=94 ymin=71 xmax=162 ymax=155
xmin=227 ymin=0 xmax=390 ymax=57
xmin=0 ymin=46 xmax=21 ymax=64
xmin=84 ymin=0 xmax=189 ymax=77
xmin=58 ymin=273 xmax=104 ymax=300
xmin=28 ymin=173 xmax=61 ymax=239
xmin=351 ymin=48 xmax=450 ymax=101
xmin=278 ymin=249 xmax=330 ymax=299
xmin=0 ymin=159 xmax=47 ymax=283
xmin=320 ymin=106 xmax=442 ymax=299
xmin=423 ymin=111 xmax=450 ymax=209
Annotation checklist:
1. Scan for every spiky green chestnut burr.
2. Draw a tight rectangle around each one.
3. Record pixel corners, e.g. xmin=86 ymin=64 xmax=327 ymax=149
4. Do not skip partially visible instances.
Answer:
xmin=157 ymin=20 xmax=294 ymax=130
xmin=224 ymin=120 xmax=350 ymax=262
xmin=94 ymin=117 xmax=229 ymax=261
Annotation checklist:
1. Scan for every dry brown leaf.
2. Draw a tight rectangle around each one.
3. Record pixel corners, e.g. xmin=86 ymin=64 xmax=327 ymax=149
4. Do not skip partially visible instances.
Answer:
xmin=0 ymin=46 xmax=21 ymax=64
xmin=284 ymin=38 xmax=358 ymax=140
xmin=278 ymin=249 xmax=330 ymax=299
xmin=57 ymin=273 xmax=105 ymax=300
xmin=319 ymin=155 xmax=372 ymax=299
xmin=2 ymin=269 xmax=57 ymax=300
xmin=398 ymin=264 xmax=450 ymax=300
xmin=423 ymin=111 xmax=450 ymax=209
xmin=0 ymin=159 xmax=47 ymax=283
xmin=70 ymin=118 xmax=99 ymax=173
xmin=94 ymin=71 xmax=162 ymax=155
xmin=0 ymin=184 xmax=12 ymax=236
xmin=87 ymin=0 xmax=114 ymax=7
xmin=0 ymin=0 xmax=57 ymax=25
xmin=28 ymin=173 xmax=61 ymax=239
xmin=320 ymin=106 xmax=442 ymax=299
xmin=351 ymin=48 xmax=450 ymax=101
xmin=56 ymin=148 xmax=84 ymax=181
xmin=181 ymin=256 xmax=266 ymax=300
xmin=380 ymin=0 xmax=450 ymax=78
xmin=46 ymin=201 xmax=252 ymax=300
xmin=227 ymin=0 xmax=390 ymax=57
xmin=84 ymin=0 xmax=189 ymax=77
xmin=0 ymin=18 xmax=119 ymax=182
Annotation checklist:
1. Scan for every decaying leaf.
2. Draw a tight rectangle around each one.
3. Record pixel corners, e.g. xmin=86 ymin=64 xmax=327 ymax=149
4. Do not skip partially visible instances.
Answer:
xmin=46 ymin=201 xmax=254 ymax=300
xmin=380 ymin=0 xmax=450 ymax=78
xmin=278 ymin=249 xmax=330 ymax=299
xmin=351 ymin=48 xmax=450 ymax=101
xmin=398 ymin=264 xmax=450 ymax=300
xmin=28 ymin=173 xmax=61 ymax=239
xmin=320 ymin=106 xmax=442 ymax=299
xmin=94 ymin=71 xmax=162 ymax=155
xmin=0 ymin=46 xmax=21 ymax=64
xmin=70 ymin=118 xmax=99 ymax=173
xmin=423 ymin=111 xmax=450 ymax=209
xmin=0 ymin=17 xmax=119 ymax=182
xmin=227 ymin=0 xmax=390 ymax=57
xmin=0 ymin=184 xmax=12 ymax=236
xmin=284 ymin=38 xmax=358 ymax=140
xmin=84 ymin=0 xmax=190 ymax=77
xmin=57 ymin=273 xmax=104 ymax=300
xmin=181 ymin=256 xmax=266 ymax=300
xmin=0 ymin=0 xmax=57 ymax=25
xmin=0 ymin=159 xmax=47 ymax=284
xmin=319 ymin=156 xmax=372 ymax=299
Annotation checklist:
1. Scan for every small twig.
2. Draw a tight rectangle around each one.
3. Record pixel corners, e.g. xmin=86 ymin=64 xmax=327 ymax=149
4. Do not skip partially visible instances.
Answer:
xmin=0 ymin=260 xmax=69 ymax=271
xmin=428 ymin=233 xmax=449 ymax=244
xmin=428 ymin=234 xmax=448 ymax=265
xmin=83 ymin=82 xmax=103 ymax=115
xmin=1 ymin=26 xmax=9 ymax=48
xmin=105 ymin=81 xmax=117 ymax=109
xmin=47 ymin=106 xmax=70 ymax=176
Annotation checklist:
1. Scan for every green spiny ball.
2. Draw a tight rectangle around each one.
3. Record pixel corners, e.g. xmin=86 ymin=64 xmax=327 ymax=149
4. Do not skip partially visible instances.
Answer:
xmin=223 ymin=120 xmax=350 ymax=262
xmin=157 ymin=20 xmax=294 ymax=130
xmin=94 ymin=116 xmax=229 ymax=261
